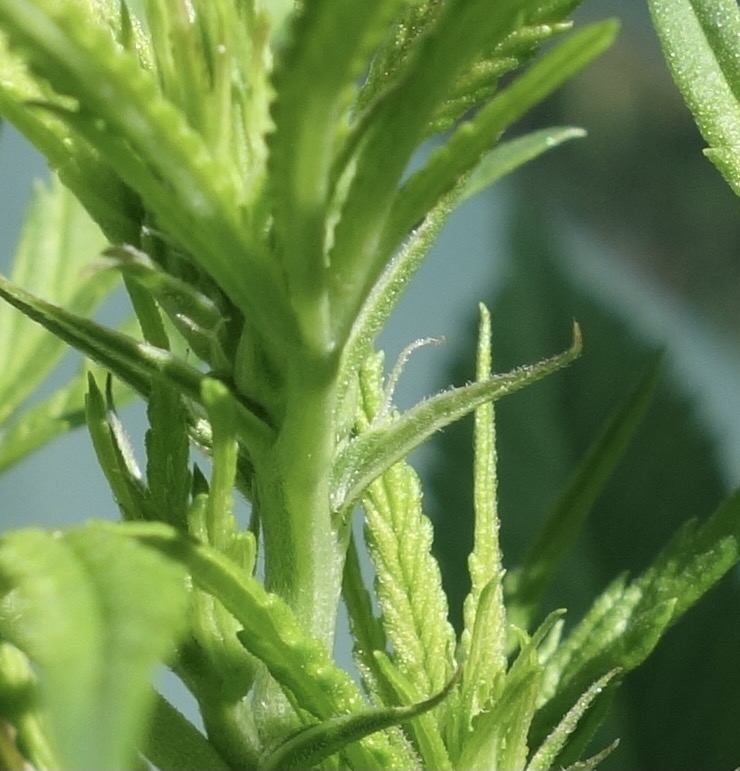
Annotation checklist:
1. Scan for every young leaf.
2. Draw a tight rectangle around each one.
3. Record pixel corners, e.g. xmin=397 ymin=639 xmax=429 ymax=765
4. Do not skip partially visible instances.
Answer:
xmin=100 ymin=245 xmax=232 ymax=371
xmin=0 ymin=523 xmax=189 ymax=771
xmin=119 ymin=520 xmax=413 ymax=771
xmin=452 ymin=304 xmax=507 ymax=757
xmin=260 ymin=670 xmax=458 ymax=771
xmin=0 ymin=0 xmax=291 ymax=340
xmin=532 ymin=487 xmax=740 ymax=749
xmin=648 ymin=0 xmax=740 ymax=196
xmin=333 ymin=324 xmax=582 ymax=511
xmin=526 ymin=669 xmax=619 ymax=771
xmin=457 ymin=126 xmax=587 ymax=206
xmin=382 ymin=21 xmax=618 ymax=259
xmin=338 ymin=126 xmax=585 ymax=396
xmin=356 ymin=353 xmax=457 ymax=701
xmin=267 ymin=0 xmax=407 ymax=349
xmin=328 ymin=0 xmax=528 ymax=343
xmin=455 ymin=667 xmax=541 ymax=771
xmin=372 ymin=650 xmax=454 ymax=770
xmin=0 ymin=272 xmax=274 ymax=456
xmin=85 ymin=373 xmax=151 ymax=521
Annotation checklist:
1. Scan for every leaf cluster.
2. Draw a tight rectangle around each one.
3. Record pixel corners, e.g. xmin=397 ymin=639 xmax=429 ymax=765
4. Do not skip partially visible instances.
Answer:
xmin=0 ymin=1 xmax=736 ymax=770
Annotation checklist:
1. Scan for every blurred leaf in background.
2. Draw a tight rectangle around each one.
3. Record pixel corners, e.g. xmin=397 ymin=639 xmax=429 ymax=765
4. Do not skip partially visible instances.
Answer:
xmin=517 ymin=2 xmax=740 ymax=340
xmin=426 ymin=201 xmax=740 ymax=771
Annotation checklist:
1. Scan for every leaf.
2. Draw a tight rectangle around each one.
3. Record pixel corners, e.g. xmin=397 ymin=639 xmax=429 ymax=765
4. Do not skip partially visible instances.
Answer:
xmin=533 ymin=486 xmax=740 ymax=756
xmin=505 ymin=357 xmax=663 ymax=632
xmin=333 ymin=323 xmax=582 ymax=511
xmin=338 ymin=126 xmax=585 ymax=400
xmin=267 ymin=0 xmax=407 ymax=348
xmin=457 ymin=126 xmax=587 ymax=205
xmin=451 ymin=305 xmax=508 ymax=757
xmin=143 ymin=694 xmax=230 ymax=771
xmin=85 ymin=373 xmax=151 ymax=521
xmin=260 ymin=670 xmax=458 ymax=771
xmin=328 ymin=0 xmax=529 ymax=343
xmin=0 ymin=0 xmax=291 ymax=338
xmin=456 ymin=667 xmax=541 ymax=771
xmin=120 ymin=520 xmax=413 ymax=771
xmin=0 ymin=523 xmax=189 ymax=771
xmin=0 ymin=36 xmax=142 ymax=243
xmin=648 ymin=0 xmax=740 ymax=196
xmin=0 ymin=175 xmax=114 ymax=425
xmin=145 ymin=379 xmax=191 ymax=531
xmin=427 ymin=201 xmax=740 ymax=767
xmin=0 ymin=272 xmax=274 ymax=456
xmin=372 ymin=651 xmax=453 ymax=771
xmin=527 ymin=669 xmax=619 ymax=771
xmin=383 ymin=21 xmax=618 ymax=260
xmin=100 ymin=245 xmax=232 ymax=371
xmin=354 ymin=353 xmax=457 ymax=701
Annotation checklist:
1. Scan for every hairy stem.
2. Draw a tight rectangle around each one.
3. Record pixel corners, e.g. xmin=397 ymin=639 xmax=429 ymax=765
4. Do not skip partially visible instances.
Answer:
xmin=257 ymin=353 xmax=344 ymax=645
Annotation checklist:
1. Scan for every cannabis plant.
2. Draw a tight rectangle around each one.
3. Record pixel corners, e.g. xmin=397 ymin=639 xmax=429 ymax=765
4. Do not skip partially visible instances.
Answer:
xmin=0 ymin=1 xmax=737 ymax=770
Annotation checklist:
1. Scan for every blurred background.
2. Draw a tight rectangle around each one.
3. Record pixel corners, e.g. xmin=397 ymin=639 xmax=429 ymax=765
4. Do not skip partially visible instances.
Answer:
xmin=2 ymin=2 xmax=740 ymax=769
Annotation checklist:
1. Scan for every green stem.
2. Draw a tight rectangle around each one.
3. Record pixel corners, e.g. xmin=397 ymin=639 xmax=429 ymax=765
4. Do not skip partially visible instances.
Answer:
xmin=252 ymin=353 xmax=345 ymax=745
xmin=257 ymin=353 xmax=344 ymax=646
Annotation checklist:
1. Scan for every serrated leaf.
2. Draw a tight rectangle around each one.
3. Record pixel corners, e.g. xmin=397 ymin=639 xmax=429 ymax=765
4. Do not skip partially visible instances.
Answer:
xmin=648 ymin=0 xmax=740 ymax=195
xmin=328 ymin=0 xmax=527 ymax=342
xmin=0 ymin=0 xmax=290 ymax=338
xmin=268 ymin=0 xmax=408 ymax=348
xmin=382 ymin=22 xmax=618 ymax=259
xmin=0 ymin=523 xmax=188 ymax=771
xmin=0 ymin=37 xmax=142 ymax=243
xmin=0 ymin=175 xmax=114 ymax=424
xmin=333 ymin=324 xmax=581 ymax=511
xmin=531 ymin=482 xmax=740 ymax=752
xmin=505 ymin=357 xmax=663 ymax=631
xmin=120 ymin=520 xmax=413 ymax=771
xmin=355 ymin=353 xmax=456 ymax=700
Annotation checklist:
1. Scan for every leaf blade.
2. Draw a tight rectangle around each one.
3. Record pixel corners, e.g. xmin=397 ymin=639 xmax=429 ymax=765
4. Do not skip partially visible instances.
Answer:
xmin=0 ymin=523 xmax=189 ymax=771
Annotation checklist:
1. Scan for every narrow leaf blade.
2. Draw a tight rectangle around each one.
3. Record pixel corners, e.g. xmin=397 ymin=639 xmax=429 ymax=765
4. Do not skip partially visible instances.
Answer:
xmin=648 ymin=0 xmax=740 ymax=195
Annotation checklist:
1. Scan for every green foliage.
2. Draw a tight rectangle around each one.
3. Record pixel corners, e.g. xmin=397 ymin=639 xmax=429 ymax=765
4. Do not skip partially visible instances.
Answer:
xmin=0 ymin=1 xmax=736 ymax=770
xmin=648 ymin=0 xmax=740 ymax=196
xmin=0 ymin=523 xmax=189 ymax=770
xmin=428 ymin=206 xmax=740 ymax=769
